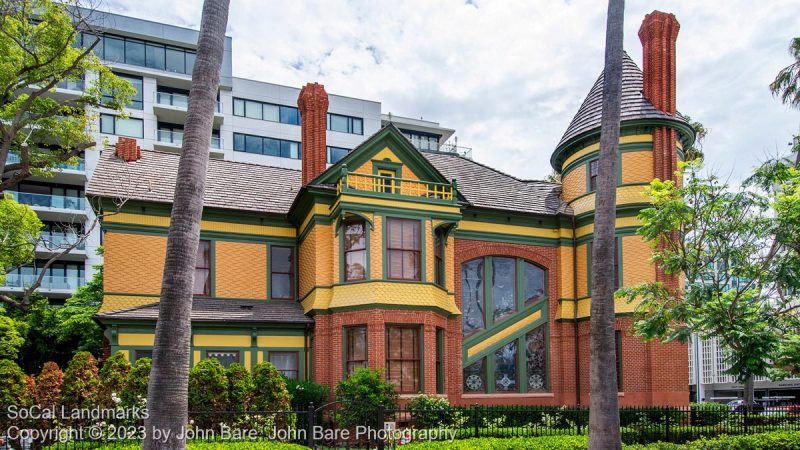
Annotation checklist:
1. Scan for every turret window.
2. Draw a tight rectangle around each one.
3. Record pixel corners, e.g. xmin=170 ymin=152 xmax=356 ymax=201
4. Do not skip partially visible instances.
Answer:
xmin=344 ymin=220 xmax=367 ymax=282
xmin=589 ymin=159 xmax=599 ymax=191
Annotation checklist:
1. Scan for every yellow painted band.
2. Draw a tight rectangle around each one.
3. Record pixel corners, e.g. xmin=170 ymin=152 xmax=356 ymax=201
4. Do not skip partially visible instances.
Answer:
xmin=562 ymin=134 xmax=653 ymax=169
xmin=257 ymin=336 xmax=305 ymax=348
xmin=467 ymin=310 xmax=542 ymax=358
xmin=105 ymin=213 xmax=296 ymax=238
xmin=119 ymin=349 xmax=130 ymax=361
xmin=459 ymin=220 xmax=571 ymax=239
xmin=300 ymin=203 xmax=333 ymax=236
xmin=575 ymin=216 xmax=641 ymax=239
xmin=118 ymin=333 xmax=154 ymax=346
xmin=336 ymin=195 xmax=460 ymax=214
xmin=193 ymin=335 xmax=250 ymax=347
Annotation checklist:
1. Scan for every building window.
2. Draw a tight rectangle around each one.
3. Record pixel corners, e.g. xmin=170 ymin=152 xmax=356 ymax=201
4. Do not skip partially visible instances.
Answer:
xmin=461 ymin=258 xmax=484 ymax=337
xmin=343 ymin=220 xmax=367 ymax=282
xmin=134 ymin=350 xmax=153 ymax=361
xmin=327 ymin=146 xmax=351 ymax=164
xmin=78 ymin=32 xmax=196 ymax=75
xmin=377 ymin=169 xmax=397 ymax=193
xmin=436 ymin=328 xmax=444 ymax=394
xmin=386 ymin=325 xmax=420 ymax=394
xmin=103 ymin=73 xmax=143 ymax=109
xmin=525 ymin=325 xmax=547 ymax=392
xmin=463 ymin=358 xmax=486 ymax=393
xmin=589 ymin=159 xmax=599 ymax=192
xmin=345 ymin=326 xmax=367 ymax=375
xmin=233 ymin=133 xmax=301 ymax=159
xmin=400 ymin=130 xmax=440 ymax=152
xmin=615 ymin=330 xmax=623 ymax=391
xmin=194 ymin=240 xmax=211 ymax=296
xmin=494 ymin=340 xmax=518 ymax=392
xmin=327 ymin=113 xmax=363 ymax=135
xmin=269 ymin=352 xmax=299 ymax=379
xmin=232 ymin=98 xmax=300 ymax=125
xmin=206 ymin=350 xmax=239 ymax=368
xmin=386 ymin=218 xmax=421 ymax=281
xmin=271 ymin=246 xmax=294 ymax=299
xmin=492 ymin=257 xmax=516 ymax=322
xmin=99 ymin=114 xmax=143 ymax=138
xmin=523 ymin=261 xmax=546 ymax=306
xmin=434 ymin=229 xmax=445 ymax=287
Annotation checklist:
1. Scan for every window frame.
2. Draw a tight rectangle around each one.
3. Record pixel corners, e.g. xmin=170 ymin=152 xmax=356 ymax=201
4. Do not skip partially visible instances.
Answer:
xmin=232 ymin=97 xmax=300 ymax=125
xmin=588 ymin=159 xmax=599 ymax=192
xmin=342 ymin=219 xmax=367 ymax=282
xmin=99 ymin=114 xmax=144 ymax=138
xmin=385 ymin=218 xmax=422 ymax=281
xmin=134 ymin=349 xmax=153 ymax=362
xmin=103 ymin=72 xmax=143 ymax=110
xmin=194 ymin=239 xmax=211 ymax=296
xmin=615 ymin=330 xmax=623 ymax=391
xmin=327 ymin=146 xmax=351 ymax=164
xmin=270 ymin=245 xmax=295 ymax=300
xmin=434 ymin=228 xmax=446 ymax=287
xmin=268 ymin=351 xmax=300 ymax=380
xmin=436 ymin=327 xmax=445 ymax=394
xmin=344 ymin=325 xmax=368 ymax=375
xmin=327 ymin=113 xmax=364 ymax=135
xmin=205 ymin=350 xmax=240 ymax=368
xmin=232 ymin=132 xmax=301 ymax=159
xmin=385 ymin=325 xmax=422 ymax=394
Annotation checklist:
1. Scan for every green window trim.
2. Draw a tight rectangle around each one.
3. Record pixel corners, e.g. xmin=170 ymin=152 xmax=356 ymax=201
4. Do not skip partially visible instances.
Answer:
xmin=385 ymin=324 xmax=423 ymax=394
xmin=342 ymin=325 xmax=368 ymax=377
xmin=267 ymin=244 xmax=298 ymax=301
xmin=382 ymin=216 xmax=426 ymax=282
xmin=436 ymin=327 xmax=445 ymax=394
xmin=339 ymin=219 xmax=370 ymax=283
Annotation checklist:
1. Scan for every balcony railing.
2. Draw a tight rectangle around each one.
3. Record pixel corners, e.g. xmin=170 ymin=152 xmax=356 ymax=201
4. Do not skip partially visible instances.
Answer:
xmin=156 ymin=130 xmax=222 ymax=149
xmin=56 ymin=78 xmax=85 ymax=91
xmin=5 ymin=153 xmax=85 ymax=171
xmin=337 ymin=168 xmax=456 ymax=203
xmin=7 ymin=191 xmax=85 ymax=211
xmin=439 ymin=143 xmax=473 ymax=159
xmin=155 ymin=91 xmax=222 ymax=113
xmin=39 ymin=231 xmax=86 ymax=251
xmin=2 ymin=274 xmax=86 ymax=290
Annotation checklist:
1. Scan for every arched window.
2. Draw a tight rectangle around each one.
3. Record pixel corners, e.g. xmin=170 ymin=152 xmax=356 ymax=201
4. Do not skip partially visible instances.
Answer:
xmin=461 ymin=256 xmax=547 ymax=337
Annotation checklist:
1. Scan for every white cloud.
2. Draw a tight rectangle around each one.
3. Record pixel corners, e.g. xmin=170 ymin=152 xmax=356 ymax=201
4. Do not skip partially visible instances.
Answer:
xmin=102 ymin=0 xmax=800 ymax=181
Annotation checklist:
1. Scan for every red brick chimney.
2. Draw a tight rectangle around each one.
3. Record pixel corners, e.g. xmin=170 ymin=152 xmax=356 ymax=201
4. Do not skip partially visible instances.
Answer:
xmin=638 ymin=11 xmax=680 ymax=183
xmin=114 ymin=137 xmax=141 ymax=162
xmin=297 ymin=82 xmax=329 ymax=185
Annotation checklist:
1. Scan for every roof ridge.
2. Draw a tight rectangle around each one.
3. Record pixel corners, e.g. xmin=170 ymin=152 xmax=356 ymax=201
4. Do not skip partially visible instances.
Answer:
xmin=424 ymin=150 xmax=531 ymax=184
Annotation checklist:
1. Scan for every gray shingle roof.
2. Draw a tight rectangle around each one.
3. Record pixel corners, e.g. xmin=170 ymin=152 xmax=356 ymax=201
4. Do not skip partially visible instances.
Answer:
xmin=95 ymin=298 xmax=313 ymax=324
xmin=87 ymin=149 xmax=301 ymax=214
xmin=423 ymin=151 xmax=571 ymax=216
xmin=556 ymin=52 xmax=686 ymax=150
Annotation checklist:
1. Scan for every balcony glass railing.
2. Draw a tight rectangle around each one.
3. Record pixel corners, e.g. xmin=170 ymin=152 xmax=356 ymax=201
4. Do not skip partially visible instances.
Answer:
xmin=56 ymin=78 xmax=85 ymax=91
xmin=7 ymin=191 xmax=85 ymax=210
xmin=39 ymin=231 xmax=86 ymax=250
xmin=2 ymin=274 xmax=86 ymax=290
xmin=6 ymin=153 xmax=85 ymax=171
xmin=155 ymin=92 xmax=222 ymax=113
xmin=337 ymin=169 xmax=456 ymax=203
xmin=156 ymin=130 xmax=222 ymax=150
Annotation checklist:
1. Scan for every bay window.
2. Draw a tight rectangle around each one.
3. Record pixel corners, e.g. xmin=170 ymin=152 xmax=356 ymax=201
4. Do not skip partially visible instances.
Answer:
xmin=386 ymin=325 xmax=421 ymax=394
xmin=386 ymin=218 xmax=421 ymax=280
xmin=345 ymin=326 xmax=368 ymax=375
xmin=343 ymin=220 xmax=367 ymax=282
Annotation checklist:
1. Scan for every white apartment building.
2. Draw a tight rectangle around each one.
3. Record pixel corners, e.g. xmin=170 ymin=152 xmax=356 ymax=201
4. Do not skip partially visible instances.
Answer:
xmin=1 ymin=9 xmax=465 ymax=303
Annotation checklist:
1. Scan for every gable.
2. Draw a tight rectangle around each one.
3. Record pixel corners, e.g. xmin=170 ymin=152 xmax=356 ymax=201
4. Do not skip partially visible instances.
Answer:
xmin=313 ymin=124 xmax=451 ymax=186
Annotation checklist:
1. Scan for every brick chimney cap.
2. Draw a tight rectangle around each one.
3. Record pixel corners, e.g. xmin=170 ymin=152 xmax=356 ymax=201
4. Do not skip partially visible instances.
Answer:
xmin=638 ymin=10 xmax=680 ymax=40
xmin=297 ymin=82 xmax=329 ymax=113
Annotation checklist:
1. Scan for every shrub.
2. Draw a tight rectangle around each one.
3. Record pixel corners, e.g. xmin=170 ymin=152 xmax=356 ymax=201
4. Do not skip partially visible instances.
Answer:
xmin=334 ymin=368 xmax=398 ymax=428
xmin=121 ymin=357 xmax=150 ymax=407
xmin=35 ymin=361 xmax=63 ymax=408
xmin=402 ymin=435 xmax=590 ymax=449
xmin=407 ymin=394 xmax=454 ymax=429
xmin=0 ymin=313 xmax=26 ymax=359
xmin=99 ymin=352 xmax=131 ymax=407
xmin=61 ymin=351 xmax=100 ymax=410
xmin=0 ymin=360 xmax=27 ymax=407
xmin=683 ymin=430 xmax=800 ymax=450
xmin=285 ymin=378 xmax=329 ymax=430
xmin=189 ymin=358 xmax=229 ymax=411
xmin=689 ymin=402 xmax=729 ymax=426
xmin=252 ymin=362 xmax=292 ymax=429
xmin=226 ymin=363 xmax=254 ymax=411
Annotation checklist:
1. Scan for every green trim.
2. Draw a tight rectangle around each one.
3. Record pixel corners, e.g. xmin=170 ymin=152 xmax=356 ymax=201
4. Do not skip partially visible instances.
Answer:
xmin=372 ymin=160 xmax=403 ymax=175
xmin=561 ymin=142 xmax=653 ymax=177
xmin=102 ymin=222 xmax=295 ymax=245
xmin=267 ymin=244 xmax=298 ymax=301
xmin=339 ymin=219 xmax=371 ymax=284
xmin=332 ymin=201 xmax=462 ymax=222
xmin=308 ymin=303 xmax=456 ymax=319
xmin=453 ymin=230 xmax=561 ymax=247
xmin=436 ymin=327 xmax=445 ymax=394
xmin=575 ymin=226 xmax=638 ymax=245
xmin=117 ymin=201 xmax=294 ymax=228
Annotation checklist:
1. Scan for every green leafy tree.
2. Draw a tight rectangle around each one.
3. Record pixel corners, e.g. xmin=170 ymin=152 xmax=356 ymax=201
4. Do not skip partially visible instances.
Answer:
xmin=121 ymin=357 xmax=150 ymax=408
xmin=99 ymin=351 xmax=131 ymax=407
xmin=0 ymin=195 xmax=42 ymax=299
xmin=0 ymin=0 xmax=134 ymax=191
xmin=681 ymin=114 xmax=708 ymax=161
xmin=226 ymin=362 xmax=254 ymax=411
xmin=54 ymin=268 xmax=103 ymax=354
xmin=618 ymin=158 xmax=800 ymax=408
xmin=0 ymin=310 xmax=27 ymax=359
xmin=770 ymin=37 xmax=800 ymax=109
xmin=334 ymin=368 xmax=398 ymax=429
xmin=0 ymin=359 xmax=27 ymax=407
xmin=252 ymin=362 xmax=292 ymax=428
xmin=61 ymin=351 xmax=100 ymax=409
xmin=35 ymin=361 xmax=63 ymax=408
xmin=285 ymin=378 xmax=329 ymax=430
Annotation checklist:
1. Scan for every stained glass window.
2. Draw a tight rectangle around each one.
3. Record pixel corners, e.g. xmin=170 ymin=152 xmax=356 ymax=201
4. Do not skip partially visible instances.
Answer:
xmin=523 ymin=261 xmax=546 ymax=305
xmin=461 ymin=259 xmax=484 ymax=337
xmin=463 ymin=358 xmax=486 ymax=393
xmin=525 ymin=325 xmax=547 ymax=392
xmin=494 ymin=340 xmax=518 ymax=392
xmin=492 ymin=257 xmax=516 ymax=322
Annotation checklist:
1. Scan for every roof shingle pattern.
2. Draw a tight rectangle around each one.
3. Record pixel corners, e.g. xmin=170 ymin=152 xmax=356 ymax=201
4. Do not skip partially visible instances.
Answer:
xmin=95 ymin=297 xmax=313 ymax=324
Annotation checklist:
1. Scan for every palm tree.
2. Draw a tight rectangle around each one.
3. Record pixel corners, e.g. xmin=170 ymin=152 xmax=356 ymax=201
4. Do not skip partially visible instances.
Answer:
xmin=770 ymin=37 xmax=800 ymax=109
xmin=588 ymin=0 xmax=624 ymax=449
xmin=142 ymin=1 xmax=229 ymax=448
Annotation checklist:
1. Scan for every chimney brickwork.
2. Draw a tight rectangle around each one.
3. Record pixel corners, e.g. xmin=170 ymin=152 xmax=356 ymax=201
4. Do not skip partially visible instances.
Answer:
xmin=114 ymin=137 xmax=142 ymax=162
xmin=298 ymin=82 xmax=329 ymax=185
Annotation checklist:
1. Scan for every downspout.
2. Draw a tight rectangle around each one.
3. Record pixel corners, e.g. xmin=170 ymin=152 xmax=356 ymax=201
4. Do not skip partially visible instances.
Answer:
xmin=572 ymin=214 xmax=581 ymax=406
xmin=304 ymin=323 xmax=311 ymax=381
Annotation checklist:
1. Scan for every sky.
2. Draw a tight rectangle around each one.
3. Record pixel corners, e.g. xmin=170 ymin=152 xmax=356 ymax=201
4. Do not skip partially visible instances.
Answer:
xmin=102 ymin=0 xmax=800 ymax=182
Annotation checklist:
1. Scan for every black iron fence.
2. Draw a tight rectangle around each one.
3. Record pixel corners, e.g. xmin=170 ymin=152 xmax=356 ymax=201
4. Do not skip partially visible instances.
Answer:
xmin=1 ymin=404 xmax=799 ymax=449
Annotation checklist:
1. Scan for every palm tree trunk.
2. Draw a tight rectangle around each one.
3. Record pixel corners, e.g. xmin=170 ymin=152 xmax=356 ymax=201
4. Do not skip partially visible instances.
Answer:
xmin=142 ymin=1 xmax=229 ymax=448
xmin=588 ymin=0 xmax=624 ymax=449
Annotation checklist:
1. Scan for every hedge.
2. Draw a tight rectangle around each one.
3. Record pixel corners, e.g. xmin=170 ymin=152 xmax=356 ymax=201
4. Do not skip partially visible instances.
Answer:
xmin=48 ymin=442 xmax=308 ymax=450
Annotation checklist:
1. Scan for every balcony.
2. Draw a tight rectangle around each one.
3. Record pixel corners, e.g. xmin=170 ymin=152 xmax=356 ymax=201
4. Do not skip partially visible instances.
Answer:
xmin=36 ymin=231 xmax=87 ymax=260
xmin=1 ymin=274 xmax=85 ymax=296
xmin=6 ymin=191 xmax=86 ymax=220
xmin=153 ymin=130 xmax=224 ymax=157
xmin=439 ymin=143 xmax=473 ymax=159
xmin=56 ymin=79 xmax=85 ymax=92
xmin=6 ymin=152 xmax=86 ymax=185
xmin=337 ymin=169 xmax=457 ymax=204
xmin=153 ymin=91 xmax=224 ymax=126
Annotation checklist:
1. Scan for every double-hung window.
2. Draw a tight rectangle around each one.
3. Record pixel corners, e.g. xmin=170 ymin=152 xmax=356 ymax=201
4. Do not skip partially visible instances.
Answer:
xmin=386 ymin=325 xmax=421 ymax=394
xmin=589 ymin=159 xmax=599 ymax=192
xmin=269 ymin=352 xmax=299 ymax=379
xmin=194 ymin=240 xmax=211 ymax=296
xmin=345 ymin=326 xmax=368 ymax=375
xmin=386 ymin=218 xmax=421 ymax=281
xmin=434 ymin=229 xmax=445 ymax=287
xmin=271 ymin=246 xmax=295 ymax=299
xmin=343 ymin=221 xmax=367 ymax=282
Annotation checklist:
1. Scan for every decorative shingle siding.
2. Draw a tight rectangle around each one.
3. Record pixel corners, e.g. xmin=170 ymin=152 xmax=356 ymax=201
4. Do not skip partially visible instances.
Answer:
xmin=104 ymin=233 xmax=167 ymax=295
xmin=215 ymin=241 xmax=267 ymax=299
xmin=561 ymin=165 xmax=586 ymax=203
xmin=621 ymin=151 xmax=654 ymax=184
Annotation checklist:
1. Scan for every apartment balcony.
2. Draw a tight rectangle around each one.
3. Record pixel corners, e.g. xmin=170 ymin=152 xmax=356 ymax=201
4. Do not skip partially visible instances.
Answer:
xmin=36 ymin=231 xmax=88 ymax=261
xmin=439 ymin=143 xmax=473 ymax=159
xmin=153 ymin=130 xmax=224 ymax=158
xmin=1 ymin=273 xmax=85 ymax=298
xmin=6 ymin=191 xmax=87 ymax=221
xmin=337 ymin=169 xmax=457 ymax=205
xmin=153 ymin=91 xmax=224 ymax=126
xmin=6 ymin=152 xmax=86 ymax=185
